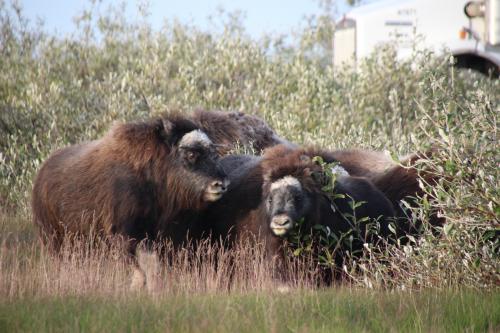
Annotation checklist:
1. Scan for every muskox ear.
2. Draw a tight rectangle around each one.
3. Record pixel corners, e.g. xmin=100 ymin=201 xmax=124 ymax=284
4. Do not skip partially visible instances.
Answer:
xmin=149 ymin=118 xmax=168 ymax=143
xmin=160 ymin=116 xmax=200 ymax=146
xmin=161 ymin=119 xmax=173 ymax=134
xmin=156 ymin=119 xmax=178 ymax=146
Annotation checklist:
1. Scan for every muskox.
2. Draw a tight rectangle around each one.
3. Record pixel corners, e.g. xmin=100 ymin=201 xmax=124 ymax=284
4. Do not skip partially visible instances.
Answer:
xmin=32 ymin=115 xmax=229 ymax=289
xmin=203 ymin=144 xmax=396 ymax=282
xmin=325 ymin=148 xmax=443 ymax=236
xmin=189 ymin=110 xmax=293 ymax=155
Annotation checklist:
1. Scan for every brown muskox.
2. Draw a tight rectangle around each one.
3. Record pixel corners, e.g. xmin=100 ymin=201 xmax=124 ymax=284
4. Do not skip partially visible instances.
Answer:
xmin=203 ymin=145 xmax=396 ymax=283
xmin=32 ymin=115 xmax=229 ymax=290
xmin=189 ymin=110 xmax=293 ymax=155
xmin=325 ymin=149 xmax=443 ymax=236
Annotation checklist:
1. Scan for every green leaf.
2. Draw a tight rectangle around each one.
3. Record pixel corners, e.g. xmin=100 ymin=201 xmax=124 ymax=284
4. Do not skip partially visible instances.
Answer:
xmin=443 ymin=223 xmax=454 ymax=236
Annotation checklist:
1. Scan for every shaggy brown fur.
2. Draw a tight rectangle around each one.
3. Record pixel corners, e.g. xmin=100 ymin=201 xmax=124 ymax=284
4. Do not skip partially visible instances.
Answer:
xmin=32 ymin=115 xmax=227 ymax=254
xmin=204 ymin=145 xmax=395 ymax=282
xmin=188 ymin=109 xmax=441 ymax=232
xmin=189 ymin=110 xmax=292 ymax=155
xmin=259 ymin=145 xmax=394 ymax=240
xmin=325 ymin=149 xmax=444 ymax=235
xmin=327 ymin=149 xmax=395 ymax=179
xmin=189 ymin=108 xmax=437 ymax=219
xmin=369 ymin=150 xmax=444 ymax=233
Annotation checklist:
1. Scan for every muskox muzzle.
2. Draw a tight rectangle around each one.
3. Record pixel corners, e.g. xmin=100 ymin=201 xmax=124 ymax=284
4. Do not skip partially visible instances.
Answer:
xmin=270 ymin=214 xmax=294 ymax=236
xmin=204 ymin=178 xmax=230 ymax=202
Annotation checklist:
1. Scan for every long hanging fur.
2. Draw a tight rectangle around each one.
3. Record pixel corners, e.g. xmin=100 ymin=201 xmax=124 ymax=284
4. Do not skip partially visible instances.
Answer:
xmin=31 ymin=114 xmax=222 ymax=254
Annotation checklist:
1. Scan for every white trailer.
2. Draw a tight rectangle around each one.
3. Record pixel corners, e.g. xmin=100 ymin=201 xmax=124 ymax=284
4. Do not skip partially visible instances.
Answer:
xmin=333 ymin=0 xmax=500 ymax=76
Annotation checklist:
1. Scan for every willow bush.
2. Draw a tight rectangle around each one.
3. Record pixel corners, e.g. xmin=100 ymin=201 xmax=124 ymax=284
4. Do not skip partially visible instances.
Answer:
xmin=0 ymin=1 xmax=498 ymax=289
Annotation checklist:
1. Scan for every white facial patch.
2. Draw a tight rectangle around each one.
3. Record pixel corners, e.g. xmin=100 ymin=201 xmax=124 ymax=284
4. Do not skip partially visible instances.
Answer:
xmin=270 ymin=176 xmax=302 ymax=192
xmin=179 ymin=130 xmax=212 ymax=148
xmin=331 ymin=165 xmax=349 ymax=177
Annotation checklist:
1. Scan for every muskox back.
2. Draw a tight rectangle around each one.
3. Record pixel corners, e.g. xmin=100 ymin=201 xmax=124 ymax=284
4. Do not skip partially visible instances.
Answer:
xmin=325 ymin=148 xmax=443 ymax=235
xmin=326 ymin=149 xmax=395 ymax=179
xmin=190 ymin=110 xmax=293 ymax=155
xmin=32 ymin=115 xmax=228 ymax=254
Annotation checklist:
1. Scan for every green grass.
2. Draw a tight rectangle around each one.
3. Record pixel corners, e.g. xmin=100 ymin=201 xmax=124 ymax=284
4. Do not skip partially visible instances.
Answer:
xmin=1 ymin=290 xmax=498 ymax=332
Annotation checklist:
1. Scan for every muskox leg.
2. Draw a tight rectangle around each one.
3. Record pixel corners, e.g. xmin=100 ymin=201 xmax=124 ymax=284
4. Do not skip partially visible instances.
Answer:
xmin=119 ymin=237 xmax=147 ymax=291
xmin=135 ymin=248 xmax=164 ymax=293
xmin=130 ymin=262 xmax=147 ymax=291
xmin=120 ymin=239 xmax=146 ymax=291
xmin=127 ymin=238 xmax=164 ymax=293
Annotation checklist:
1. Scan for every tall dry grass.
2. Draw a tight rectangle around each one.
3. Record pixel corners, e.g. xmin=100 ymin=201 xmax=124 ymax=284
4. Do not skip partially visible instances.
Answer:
xmin=0 ymin=233 xmax=331 ymax=299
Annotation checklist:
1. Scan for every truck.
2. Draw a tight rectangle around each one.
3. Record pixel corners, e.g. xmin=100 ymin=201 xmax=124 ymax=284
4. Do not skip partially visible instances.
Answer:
xmin=333 ymin=0 xmax=500 ymax=76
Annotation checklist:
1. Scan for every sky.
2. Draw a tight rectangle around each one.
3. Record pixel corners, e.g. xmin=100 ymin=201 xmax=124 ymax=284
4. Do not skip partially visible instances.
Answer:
xmin=18 ymin=0 xmax=367 ymax=38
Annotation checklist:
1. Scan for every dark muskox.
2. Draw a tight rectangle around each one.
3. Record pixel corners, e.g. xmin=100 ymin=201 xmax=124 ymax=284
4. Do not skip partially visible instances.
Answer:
xmin=32 ymin=115 xmax=228 ymax=260
xmin=325 ymin=149 xmax=444 ymax=235
xmin=189 ymin=110 xmax=293 ymax=155
xmin=203 ymin=145 xmax=396 ymax=281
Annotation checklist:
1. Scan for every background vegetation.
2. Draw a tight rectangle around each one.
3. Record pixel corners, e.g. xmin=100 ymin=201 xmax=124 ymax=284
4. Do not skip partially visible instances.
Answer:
xmin=0 ymin=0 xmax=498 ymax=331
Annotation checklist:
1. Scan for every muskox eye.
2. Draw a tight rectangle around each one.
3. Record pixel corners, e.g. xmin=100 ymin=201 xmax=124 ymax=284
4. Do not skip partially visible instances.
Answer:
xmin=267 ymin=197 xmax=272 ymax=204
xmin=186 ymin=151 xmax=197 ymax=163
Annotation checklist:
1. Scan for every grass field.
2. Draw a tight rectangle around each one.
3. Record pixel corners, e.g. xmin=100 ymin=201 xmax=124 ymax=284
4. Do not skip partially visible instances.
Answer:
xmin=1 ymin=290 xmax=499 ymax=332
xmin=0 ymin=1 xmax=499 ymax=331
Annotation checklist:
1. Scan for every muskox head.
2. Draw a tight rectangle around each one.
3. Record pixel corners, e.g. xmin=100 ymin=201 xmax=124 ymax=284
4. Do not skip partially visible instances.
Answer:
xmin=263 ymin=174 xmax=314 ymax=237
xmin=260 ymin=147 xmax=349 ymax=238
xmin=260 ymin=150 xmax=323 ymax=237
xmin=175 ymin=129 xmax=229 ymax=202
xmin=134 ymin=115 xmax=230 ymax=206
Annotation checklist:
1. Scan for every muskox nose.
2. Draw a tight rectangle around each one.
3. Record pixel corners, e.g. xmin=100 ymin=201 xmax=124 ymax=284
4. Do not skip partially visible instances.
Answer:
xmin=210 ymin=179 xmax=230 ymax=192
xmin=211 ymin=180 xmax=223 ymax=189
xmin=204 ymin=179 xmax=230 ymax=202
xmin=274 ymin=216 xmax=290 ymax=226
xmin=270 ymin=215 xmax=294 ymax=237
